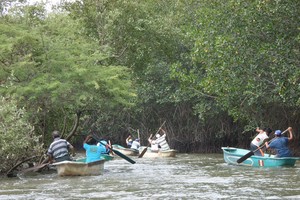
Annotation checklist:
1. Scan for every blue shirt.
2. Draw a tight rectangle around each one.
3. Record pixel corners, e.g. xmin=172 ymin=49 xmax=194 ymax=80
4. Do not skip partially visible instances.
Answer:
xmin=97 ymin=140 xmax=110 ymax=154
xmin=83 ymin=143 xmax=106 ymax=163
xmin=269 ymin=137 xmax=292 ymax=157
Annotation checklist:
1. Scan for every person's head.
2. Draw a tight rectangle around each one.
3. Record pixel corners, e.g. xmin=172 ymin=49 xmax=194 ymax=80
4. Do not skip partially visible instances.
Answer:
xmin=87 ymin=137 xmax=98 ymax=145
xmin=135 ymin=138 xmax=140 ymax=142
xmin=263 ymin=127 xmax=272 ymax=136
xmin=156 ymin=134 xmax=161 ymax=138
xmin=52 ymin=130 xmax=61 ymax=139
xmin=275 ymin=130 xmax=282 ymax=137
xmin=100 ymin=140 xmax=108 ymax=145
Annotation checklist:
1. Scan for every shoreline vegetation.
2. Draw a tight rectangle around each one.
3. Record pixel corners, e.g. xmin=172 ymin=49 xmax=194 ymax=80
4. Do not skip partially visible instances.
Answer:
xmin=1 ymin=0 xmax=299 ymax=176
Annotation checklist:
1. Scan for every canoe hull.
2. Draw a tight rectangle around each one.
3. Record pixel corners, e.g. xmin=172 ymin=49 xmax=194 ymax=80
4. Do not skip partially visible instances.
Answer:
xmin=52 ymin=159 xmax=105 ymax=176
xmin=112 ymin=144 xmax=139 ymax=156
xmin=101 ymin=154 xmax=114 ymax=161
xmin=139 ymin=147 xmax=177 ymax=158
xmin=222 ymin=147 xmax=299 ymax=167
xmin=76 ymin=154 xmax=114 ymax=163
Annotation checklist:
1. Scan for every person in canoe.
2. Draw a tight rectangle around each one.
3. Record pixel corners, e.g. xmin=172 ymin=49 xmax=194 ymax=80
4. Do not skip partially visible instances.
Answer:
xmin=250 ymin=127 xmax=272 ymax=156
xmin=148 ymin=134 xmax=159 ymax=152
xmin=155 ymin=128 xmax=170 ymax=151
xmin=130 ymin=138 xmax=140 ymax=150
xmin=265 ymin=127 xmax=294 ymax=157
xmin=43 ymin=130 xmax=75 ymax=163
xmin=126 ymin=134 xmax=133 ymax=148
xmin=97 ymin=138 xmax=112 ymax=155
xmin=83 ymin=135 xmax=107 ymax=163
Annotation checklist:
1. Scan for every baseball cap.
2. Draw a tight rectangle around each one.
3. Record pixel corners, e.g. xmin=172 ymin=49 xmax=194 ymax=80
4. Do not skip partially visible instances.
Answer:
xmin=275 ymin=130 xmax=282 ymax=136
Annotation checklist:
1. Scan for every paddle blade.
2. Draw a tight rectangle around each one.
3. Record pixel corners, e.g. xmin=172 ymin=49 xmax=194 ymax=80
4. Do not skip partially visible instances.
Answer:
xmin=111 ymin=148 xmax=136 ymax=164
xmin=138 ymin=147 xmax=148 ymax=158
xmin=237 ymin=151 xmax=254 ymax=163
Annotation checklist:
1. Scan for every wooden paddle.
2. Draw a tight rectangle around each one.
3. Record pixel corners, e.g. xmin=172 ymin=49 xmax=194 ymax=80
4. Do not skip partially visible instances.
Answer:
xmin=237 ymin=128 xmax=289 ymax=164
xmin=93 ymin=135 xmax=136 ymax=164
xmin=138 ymin=121 xmax=166 ymax=158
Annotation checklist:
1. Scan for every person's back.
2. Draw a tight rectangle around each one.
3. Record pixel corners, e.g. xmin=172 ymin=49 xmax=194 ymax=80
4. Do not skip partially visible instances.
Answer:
xmin=155 ymin=129 xmax=170 ymax=151
xmin=131 ymin=139 xmax=140 ymax=150
xmin=266 ymin=127 xmax=293 ymax=157
xmin=269 ymin=135 xmax=291 ymax=157
xmin=47 ymin=131 xmax=74 ymax=162
xmin=84 ymin=135 xmax=106 ymax=163
xmin=150 ymin=140 xmax=159 ymax=152
xmin=148 ymin=134 xmax=159 ymax=152
xmin=250 ymin=127 xmax=271 ymax=156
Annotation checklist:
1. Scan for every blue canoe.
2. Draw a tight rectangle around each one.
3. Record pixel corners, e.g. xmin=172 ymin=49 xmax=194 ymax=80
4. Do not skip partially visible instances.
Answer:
xmin=222 ymin=147 xmax=300 ymax=167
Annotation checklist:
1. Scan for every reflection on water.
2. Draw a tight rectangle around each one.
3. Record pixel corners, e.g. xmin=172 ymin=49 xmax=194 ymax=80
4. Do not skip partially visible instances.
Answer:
xmin=1 ymin=153 xmax=299 ymax=199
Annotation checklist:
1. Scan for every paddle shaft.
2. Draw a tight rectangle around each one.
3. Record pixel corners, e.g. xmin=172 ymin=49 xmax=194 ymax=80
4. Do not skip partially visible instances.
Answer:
xmin=138 ymin=121 xmax=166 ymax=158
xmin=237 ymin=128 xmax=289 ymax=163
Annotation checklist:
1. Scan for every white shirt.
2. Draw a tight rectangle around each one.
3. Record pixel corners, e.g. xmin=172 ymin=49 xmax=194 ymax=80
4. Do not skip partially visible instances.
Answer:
xmin=131 ymin=140 xmax=140 ymax=150
xmin=251 ymin=132 xmax=269 ymax=147
xmin=150 ymin=141 xmax=159 ymax=151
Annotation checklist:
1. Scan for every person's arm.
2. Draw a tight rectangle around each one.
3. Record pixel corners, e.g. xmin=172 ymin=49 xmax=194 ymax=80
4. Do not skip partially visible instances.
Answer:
xmin=256 ymin=127 xmax=264 ymax=133
xmin=148 ymin=134 xmax=153 ymax=143
xmin=262 ymin=137 xmax=269 ymax=144
xmin=287 ymin=127 xmax=293 ymax=141
xmin=69 ymin=144 xmax=75 ymax=157
xmin=160 ymin=129 xmax=167 ymax=137
xmin=265 ymin=141 xmax=270 ymax=149
xmin=84 ymin=135 xmax=92 ymax=144
xmin=42 ymin=147 xmax=53 ymax=164
xmin=126 ymin=136 xmax=130 ymax=143
xmin=41 ymin=155 xmax=51 ymax=164
xmin=108 ymin=140 xmax=112 ymax=148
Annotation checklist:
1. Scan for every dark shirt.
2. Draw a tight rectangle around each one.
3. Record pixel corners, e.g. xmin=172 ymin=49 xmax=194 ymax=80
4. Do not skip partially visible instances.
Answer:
xmin=269 ymin=137 xmax=292 ymax=157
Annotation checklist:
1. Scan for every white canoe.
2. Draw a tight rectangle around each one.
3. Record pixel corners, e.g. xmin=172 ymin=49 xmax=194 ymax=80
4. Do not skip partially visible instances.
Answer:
xmin=52 ymin=159 xmax=105 ymax=176
xmin=112 ymin=144 xmax=139 ymax=156
xmin=139 ymin=147 xmax=177 ymax=158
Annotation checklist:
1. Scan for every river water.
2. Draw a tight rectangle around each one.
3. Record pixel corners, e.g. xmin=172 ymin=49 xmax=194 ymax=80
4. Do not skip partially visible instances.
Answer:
xmin=0 ymin=153 xmax=299 ymax=200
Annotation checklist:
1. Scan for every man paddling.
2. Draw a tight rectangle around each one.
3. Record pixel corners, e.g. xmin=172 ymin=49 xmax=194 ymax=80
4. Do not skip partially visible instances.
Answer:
xmin=84 ymin=135 xmax=107 ymax=163
xmin=148 ymin=134 xmax=159 ymax=152
xmin=43 ymin=130 xmax=75 ymax=163
xmin=154 ymin=128 xmax=170 ymax=151
xmin=265 ymin=127 xmax=293 ymax=157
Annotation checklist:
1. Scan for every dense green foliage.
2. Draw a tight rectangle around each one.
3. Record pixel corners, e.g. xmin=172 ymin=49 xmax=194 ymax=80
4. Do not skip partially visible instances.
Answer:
xmin=1 ymin=4 xmax=136 ymax=140
xmin=178 ymin=0 xmax=300 ymax=123
xmin=0 ymin=96 xmax=43 ymax=174
xmin=0 ymin=0 xmax=299 ymax=174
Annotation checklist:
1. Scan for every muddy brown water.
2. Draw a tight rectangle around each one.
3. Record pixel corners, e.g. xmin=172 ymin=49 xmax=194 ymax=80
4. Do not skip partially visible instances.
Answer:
xmin=0 ymin=153 xmax=299 ymax=199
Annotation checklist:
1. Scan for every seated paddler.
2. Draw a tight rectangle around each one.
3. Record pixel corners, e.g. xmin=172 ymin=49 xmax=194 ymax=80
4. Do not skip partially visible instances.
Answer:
xmin=83 ymin=135 xmax=107 ymax=163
